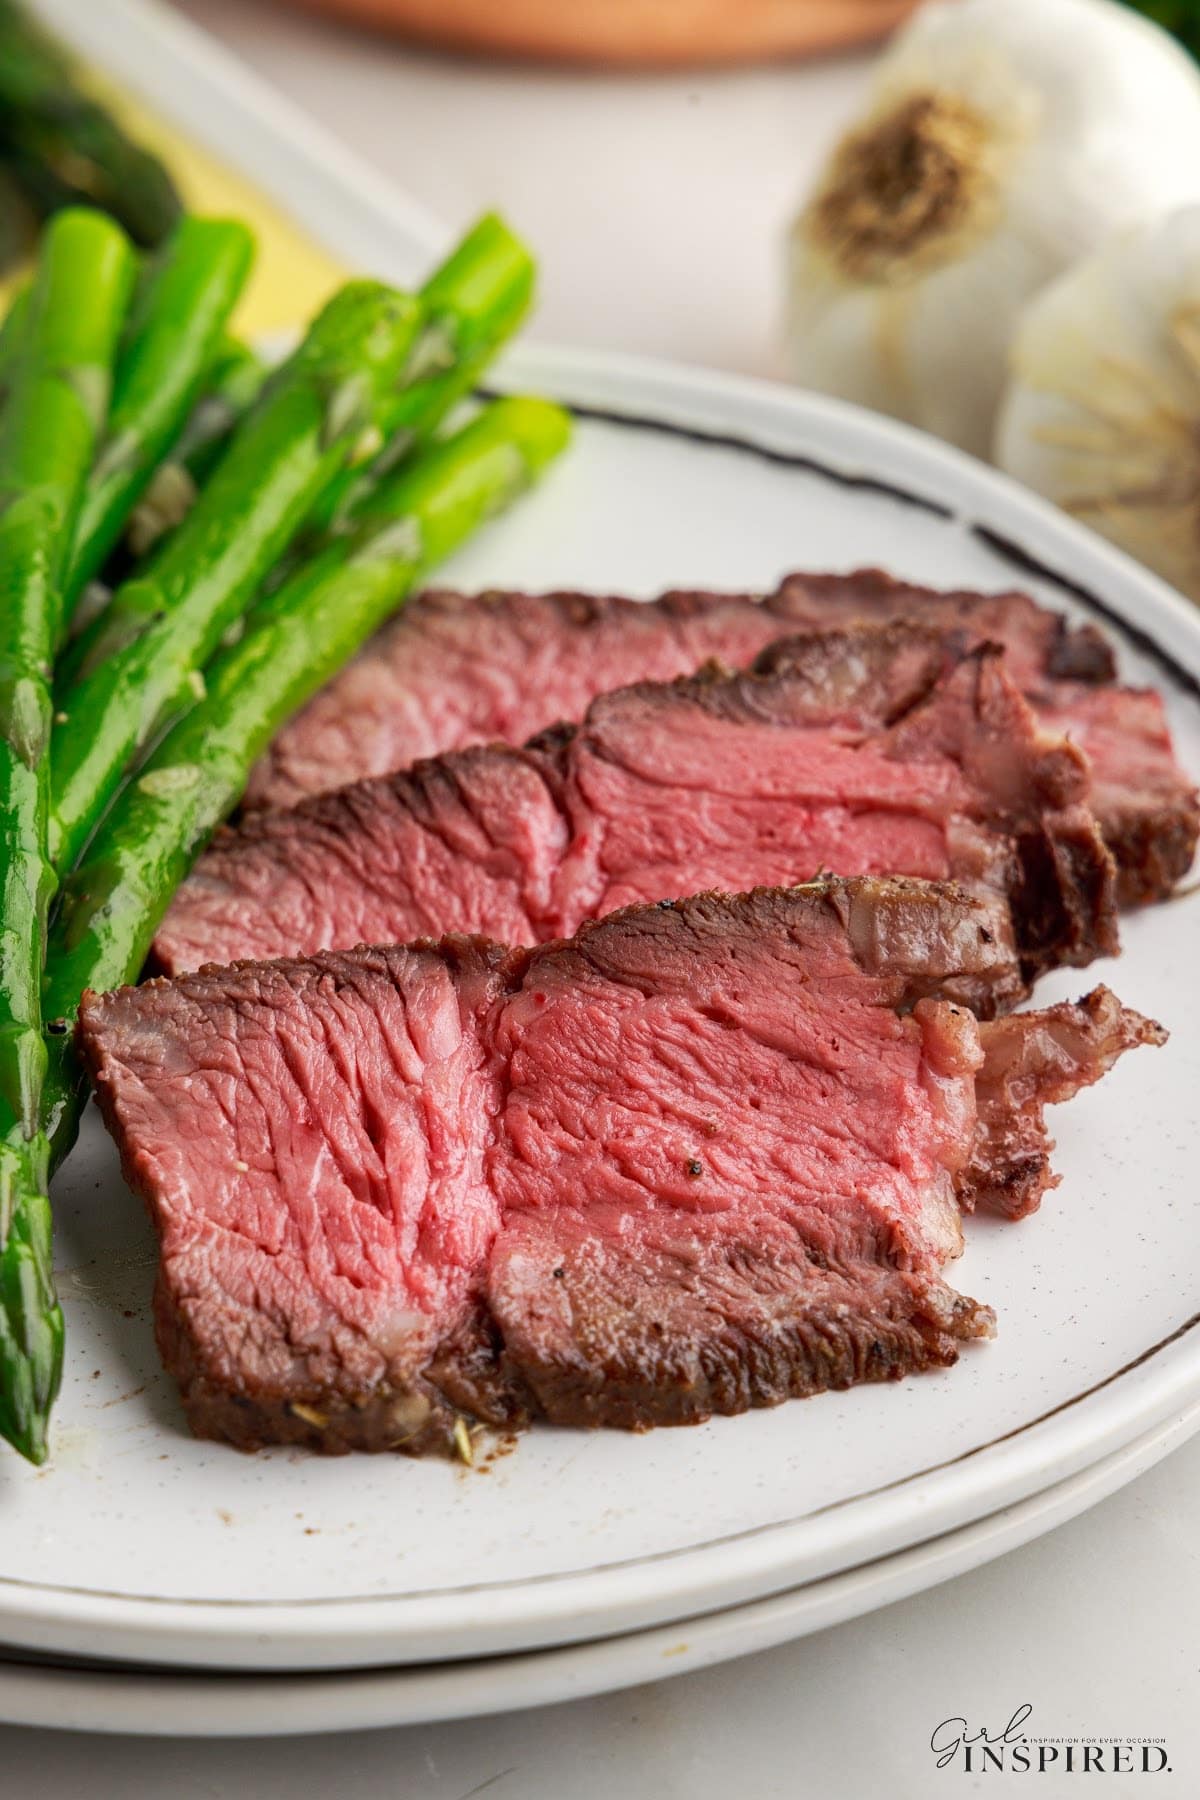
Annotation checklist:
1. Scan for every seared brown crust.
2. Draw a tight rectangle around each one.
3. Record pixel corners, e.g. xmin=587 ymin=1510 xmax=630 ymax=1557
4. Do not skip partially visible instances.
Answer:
xmin=163 ymin=1368 xmax=463 ymax=1458
xmin=1007 ymin=818 xmax=1118 ymax=982
xmin=154 ymin=1281 xmax=526 ymax=1457
xmin=490 ymin=1221 xmax=994 ymax=1433
xmin=1105 ymin=797 xmax=1200 ymax=908
xmin=557 ymin=874 xmax=1025 ymax=1013
xmin=1044 ymin=623 xmax=1118 ymax=685
xmin=771 ymin=568 xmax=1117 ymax=685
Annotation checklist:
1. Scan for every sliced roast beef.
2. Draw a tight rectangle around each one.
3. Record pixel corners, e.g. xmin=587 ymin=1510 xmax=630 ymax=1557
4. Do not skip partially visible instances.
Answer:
xmin=246 ymin=572 xmax=1108 ymax=810
xmin=244 ymin=569 xmax=1197 ymax=905
xmin=155 ymin=624 xmax=1115 ymax=997
xmin=79 ymin=878 xmax=1163 ymax=1454
xmin=1033 ymin=684 xmax=1198 ymax=906
xmin=244 ymin=585 xmax=771 ymax=812
xmin=775 ymin=571 xmax=1199 ymax=907
xmin=86 ymin=931 xmax=512 ymax=1458
xmin=773 ymin=569 xmax=1118 ymax=691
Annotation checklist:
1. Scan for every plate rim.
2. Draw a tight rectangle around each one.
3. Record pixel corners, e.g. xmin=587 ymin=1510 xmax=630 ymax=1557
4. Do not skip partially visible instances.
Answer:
xmin=3 ymin=1398 xmax=1197 ymax=1737
xmin=7 ymin=347 xmax=1200 ymax=1670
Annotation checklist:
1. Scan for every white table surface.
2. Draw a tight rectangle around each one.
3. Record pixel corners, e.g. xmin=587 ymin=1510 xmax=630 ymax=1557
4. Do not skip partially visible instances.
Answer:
xmin=3 ymin=3 xmax=1197 ymax=1789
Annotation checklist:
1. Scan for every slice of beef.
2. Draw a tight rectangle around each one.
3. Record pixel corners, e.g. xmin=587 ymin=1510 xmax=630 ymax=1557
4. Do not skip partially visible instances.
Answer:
xmin=86 ymin=932 xmax=513 ymax=1458
xmin=79 ymin=878 xmax=1164 ymax=1454
xmin=1033 ymin=684 xmax=1199 ymax=907
xmin=745 ymin=630 xmax=1116 ymax=983
xmin=154 ymin=624 xmax=1115 ymax=998
xmin=244 ymin=586 xmax=771 ymax=813
xmin=774 ymin=571 xmax=1198 ymax=906
xmin=772 ymin=569 xmax=1116 ymax=691
xmin=245 ymin=570 xmax=1196 ymax=906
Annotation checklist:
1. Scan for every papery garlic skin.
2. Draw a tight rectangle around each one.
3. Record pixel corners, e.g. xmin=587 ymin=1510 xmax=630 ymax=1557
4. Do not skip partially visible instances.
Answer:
xmin=996 ymin=207 xmax=1200 ymax=605
xmin=786 ymin=0 xmax=1200 ymax=458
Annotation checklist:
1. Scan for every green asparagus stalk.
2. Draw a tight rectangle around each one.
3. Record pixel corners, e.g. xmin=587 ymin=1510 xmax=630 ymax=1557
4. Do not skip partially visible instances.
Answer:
xmin=50 ymin=279 xmax=422 ymax=872
xmin=61 ymin=338 xmax=266 ymax=656
xmin=0 ymin=207 xmax=133 ymax=1463
xmin=129 ymin=215 xmax=533 ymax=579
xmin=123 ymin=337 xmax=266 ymax=563
xmin=64 ymin=217 xmax=256 ymax=610
xmin=44 ymin=396 xmax=571 ymax=1166
xmin=309 ymin=213 xmax=535 ymax=538
xmin=0 ymin=1 xmax=182 ymax=248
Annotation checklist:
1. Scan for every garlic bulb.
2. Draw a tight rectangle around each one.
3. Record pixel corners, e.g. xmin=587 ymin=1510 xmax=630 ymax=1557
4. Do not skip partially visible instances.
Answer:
xmin=996 ymin=206 xmax=1200 ymax=604
xmin=786 ymin=0 xmax=1200 ymax=458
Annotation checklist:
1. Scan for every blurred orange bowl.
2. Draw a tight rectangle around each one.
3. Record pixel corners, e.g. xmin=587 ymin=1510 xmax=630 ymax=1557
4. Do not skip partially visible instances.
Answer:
xmin=277 ymin=0 xmax=917 ymax=67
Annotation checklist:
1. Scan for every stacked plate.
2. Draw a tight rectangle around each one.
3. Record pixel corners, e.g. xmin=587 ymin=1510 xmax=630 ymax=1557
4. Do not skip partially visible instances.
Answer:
xmin=3 ymin=349 xmax=1199 ymax=1736
xmin=7 ymin=0 xmax=1199 ymax=1740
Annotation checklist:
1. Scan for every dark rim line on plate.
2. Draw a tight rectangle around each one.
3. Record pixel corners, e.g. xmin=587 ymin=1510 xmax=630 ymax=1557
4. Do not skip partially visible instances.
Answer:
xmin=511 ymin=391 xmax=1200 ymax=704
xmin=7 ymin=1400 xmax=1200 ymax=1681
xmin=13 ymin=394 xmax=1197 ymax=1614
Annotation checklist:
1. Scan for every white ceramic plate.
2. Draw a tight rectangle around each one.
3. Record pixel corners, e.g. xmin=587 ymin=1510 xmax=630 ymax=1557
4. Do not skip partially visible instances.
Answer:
xmin=1 ymin=1400 xmax=1195 ymax=1738
xmin=0 ymin=350 xmax=1195 ymax=1674
xmin=8 ymin=0 xmax=1200 ymax=1681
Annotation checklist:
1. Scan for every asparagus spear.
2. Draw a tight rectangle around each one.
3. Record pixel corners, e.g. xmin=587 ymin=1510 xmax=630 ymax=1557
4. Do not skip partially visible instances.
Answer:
xmin=50 ymin=279 xmax=422 ymax=872
xmin=309 ymin=213 xmax=535 ymax=538
xmin=64 ymin=218 xmax=256 ymax=610
xmin=137 ymin=216 xmax=533 ymax=580
xmin=0 ymin=0 xmax=182 ymax=247
xmin=62 ymin=339 xmax=266 ymax=651
xmin=0 ymin=207 xmax=133 ymax=1463
xmin=44 ymin=396 xmax=571 ymax=1166
xmin=123 ymin=336 xmax=266 ymax=563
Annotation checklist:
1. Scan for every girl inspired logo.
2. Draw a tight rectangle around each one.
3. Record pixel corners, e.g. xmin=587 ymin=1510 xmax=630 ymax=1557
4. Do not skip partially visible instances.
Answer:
xmin=929 ymin=1706 xmax=1172 ymax=1774
xmin=931 ymin=1704 xmax=1034 ymax=1770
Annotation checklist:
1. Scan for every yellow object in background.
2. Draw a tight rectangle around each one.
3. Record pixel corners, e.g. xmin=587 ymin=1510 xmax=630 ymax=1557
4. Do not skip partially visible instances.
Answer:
xmin=0 ymin=69 xmax=346 ymax=338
